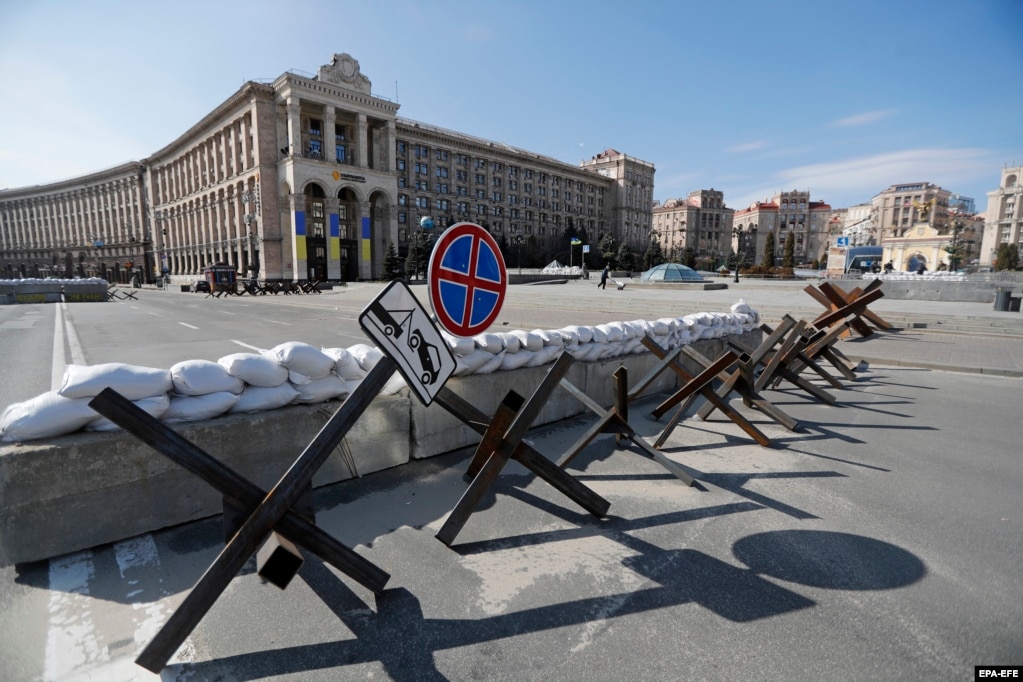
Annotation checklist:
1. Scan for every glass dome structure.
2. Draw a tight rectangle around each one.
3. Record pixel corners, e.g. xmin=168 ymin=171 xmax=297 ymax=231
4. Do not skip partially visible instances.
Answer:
xmin=638 ymin=262 xmax=705 ymax=282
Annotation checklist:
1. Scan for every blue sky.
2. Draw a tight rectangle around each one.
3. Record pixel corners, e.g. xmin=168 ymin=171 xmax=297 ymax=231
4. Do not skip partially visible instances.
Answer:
xmin=1 ymin=0 xmax=1020 ymax=213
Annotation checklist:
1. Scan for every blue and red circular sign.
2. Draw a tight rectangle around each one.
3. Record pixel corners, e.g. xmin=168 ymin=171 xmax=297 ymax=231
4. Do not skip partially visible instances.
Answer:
xmin=428 ymin=222 xmax=507 ymax=337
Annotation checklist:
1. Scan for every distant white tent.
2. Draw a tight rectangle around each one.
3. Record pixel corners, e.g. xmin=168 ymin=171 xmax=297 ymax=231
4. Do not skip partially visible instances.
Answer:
xmin=541 ymin=260 xmax=564 ymax=272
xmin=540 ymin=260 xmax=583 ymax=276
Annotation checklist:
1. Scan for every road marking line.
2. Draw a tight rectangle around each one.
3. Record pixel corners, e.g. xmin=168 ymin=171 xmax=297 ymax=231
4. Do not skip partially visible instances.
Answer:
xmin=52 ymin=304 xmax=65 ymax=390
xmin=231 ymin=339 xmax=263 ymax=351
xmin=61 ymin=304 xmax=87 ymax=368
xmin=267 ymin=319 xmax=292 ymax=325
xmin=44 ymin=551 xmax=102 ymax=680
xmin=179 ymin=322 xmax=199 ymax=330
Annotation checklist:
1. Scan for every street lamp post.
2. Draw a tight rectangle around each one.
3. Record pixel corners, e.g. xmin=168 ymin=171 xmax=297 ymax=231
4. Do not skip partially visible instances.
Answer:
xmin=241 ymin=191 xmax=259 ymax=281
xmin=512 ymin=230 xmax=526 ymax=275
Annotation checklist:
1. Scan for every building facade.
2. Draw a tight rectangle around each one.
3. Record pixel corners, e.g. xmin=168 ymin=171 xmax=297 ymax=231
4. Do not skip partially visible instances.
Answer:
xmin=651 ymin=189 xmax=734 ymax=267
xmin=732 ymin=190 xmax=831 ymax=266
xmin=0 ymin=163 xmax=150 ymax=282
xmin=0 ymin=53 xmax=652 ymax=283
xmin=980 ymin=166 xmax=1022 ymax=267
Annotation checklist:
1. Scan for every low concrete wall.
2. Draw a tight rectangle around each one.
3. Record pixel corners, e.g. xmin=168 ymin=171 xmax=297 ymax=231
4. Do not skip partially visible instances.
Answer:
xmin=876 ymin=279 xmax=1003 ymax=302
xmin=0 ymin=333 xmax=756 ymax=566
xmin=0 ymin=280 xmax=108 ymax=304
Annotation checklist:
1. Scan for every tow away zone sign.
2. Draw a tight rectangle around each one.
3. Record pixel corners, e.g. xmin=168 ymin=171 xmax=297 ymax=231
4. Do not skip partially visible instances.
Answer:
xmin=359 ymin=279 xmax=456 ymax=405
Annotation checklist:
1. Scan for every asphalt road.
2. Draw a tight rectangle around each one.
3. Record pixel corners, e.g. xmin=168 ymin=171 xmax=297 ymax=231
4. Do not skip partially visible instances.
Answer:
xmin=1 ymin=279 xmax=1021 ymax=680
xmin=1 ymin=363 xmax=1020 ymax=680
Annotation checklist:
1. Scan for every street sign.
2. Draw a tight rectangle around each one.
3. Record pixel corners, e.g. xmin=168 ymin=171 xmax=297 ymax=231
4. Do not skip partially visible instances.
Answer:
xmin=359 ymin=279 xmax=456 ymax=405
xmin=836 ymin=236 xmax=850 ymax=247
xmin=427 ymin=222 xmax=507 ymax=337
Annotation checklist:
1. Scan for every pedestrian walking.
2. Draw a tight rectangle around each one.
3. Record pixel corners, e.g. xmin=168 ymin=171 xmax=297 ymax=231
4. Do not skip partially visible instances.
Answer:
xmin=598 ymin=264 xmax=609 ymax=289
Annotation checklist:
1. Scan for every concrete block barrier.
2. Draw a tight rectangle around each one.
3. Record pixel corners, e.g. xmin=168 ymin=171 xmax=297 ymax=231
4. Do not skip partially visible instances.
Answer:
xmin=0 ymin=332 xmax=759 ymax=567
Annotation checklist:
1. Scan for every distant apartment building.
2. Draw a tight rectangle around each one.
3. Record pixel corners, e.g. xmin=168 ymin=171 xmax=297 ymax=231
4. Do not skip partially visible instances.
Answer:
xmin=980 ymin=166 xmax=1022 ymax=266
xmin=651 ymin=189 xmax=733 ymax=266
xmin=732 ymin=190 xmax=831 ymax=266
xmin=870 ymin=182 xmax=951 ymax=243
xmin=841 ymin=203 xmax=874 ymax=245
xmin=0 ymin=53 xmax=653 ymax=282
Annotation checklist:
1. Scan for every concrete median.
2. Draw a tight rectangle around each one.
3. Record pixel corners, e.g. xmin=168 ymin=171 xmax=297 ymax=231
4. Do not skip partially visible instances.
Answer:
xmin=0 ymin=333 xmax=755 ymax=566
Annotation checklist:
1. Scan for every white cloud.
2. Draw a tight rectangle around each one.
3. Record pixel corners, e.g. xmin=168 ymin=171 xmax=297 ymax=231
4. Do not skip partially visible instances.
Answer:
xmin=728 ymin=147 xmax=997 ymax=210
xmin=726 ymin=140 xmax=768 ymax=153
xmin=828 ymin=110 xmax=896 ymax=128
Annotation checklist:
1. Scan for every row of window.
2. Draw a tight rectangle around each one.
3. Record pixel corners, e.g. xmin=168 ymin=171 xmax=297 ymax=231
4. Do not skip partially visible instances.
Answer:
xmin=398 ymin=189 xmax=600 ymax=212
xmin=305 ymin=119 xmax=349 ymax=141
xmin=396 ymin=206 xmax=579 ymax=225
xmin=397 ymin=142 xmax=601 ymax=191
xmin=398 ymin=180 xmax=597 ymax=203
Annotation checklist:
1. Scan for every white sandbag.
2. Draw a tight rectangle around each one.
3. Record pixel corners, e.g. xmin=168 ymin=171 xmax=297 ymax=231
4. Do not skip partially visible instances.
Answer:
xmin=476 ymin=351 xmax=506 ymax=374
xmin=170 ymin=359 xmax=245 ymax=396
xmin=288 ymin=369 xmax=313 ymax=386
xmin=495 ymin=332 xmax=521 ymax=354
xmin=499 ymin=349 xmax=534 ymax=370
xmin=534 ymin=329 xmax=565 ymax=347
xmin=442 ymin=331 xmax=476 ymax=356
xmin=602 ymin=340 xmax=626 ymax=358
xmin=653 ymin=318 xmax=676 ymax=336
xmin=323 ymin=347 xmax=368 ymax=381
xmin=731 ymin=299 xmax=752 ymax=314
xmin=263 ymin=341 xmax=335 ymax=380
xmin=623 ymin=337 xmax=645 ymax=354
xmin=293 ymin=375 xmax=351 ymax=403
xmin=589 ymin=325 xmax=609 ymax=345
xmin=525 ymin=344 xmax=563 ymax=367
xmin=679 ymin=315 xmax=700 ymax=333
xmin=694 ymin=311 xmax=719 ymax=326
xmin=510 ymin=329 xmax=543 ymax=352
xmin=59 ymin=363 xmax=173 ymax=400
xmin=562 ymin=325 xmax=592 ymax=344
xmin=88 ymin=394 xmax=170 ymax=432
xmin=218 ymin=352 xmax=289 ymax=388
xmin=348 ymin=343 xmax=384 ymax=371
xmin=473 ymin=332 xmax=505 ymax=354
xmin=599 ymin=322 xmax=625 ymax=343
xmin=0 ymin=392 xmax=98 ymax=442
xmin=379 ymin=373 xmax=408 ymax=395
xmin=454 ymin=348 xmax=495 ymax=376
xmin=162 ymin=391 xmax=240 ymax=423
xmin=229 ymin=383 xmax=299 ymax=413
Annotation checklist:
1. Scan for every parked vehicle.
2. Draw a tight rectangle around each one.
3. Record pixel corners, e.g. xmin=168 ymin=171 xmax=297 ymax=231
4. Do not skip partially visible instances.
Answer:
xmin=191 ymin=281 xmax=211 ymax=293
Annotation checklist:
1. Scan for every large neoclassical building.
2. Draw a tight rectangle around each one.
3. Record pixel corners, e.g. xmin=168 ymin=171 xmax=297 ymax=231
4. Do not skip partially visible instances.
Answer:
xmin=0 ymin=53 xmax=655 ymax=284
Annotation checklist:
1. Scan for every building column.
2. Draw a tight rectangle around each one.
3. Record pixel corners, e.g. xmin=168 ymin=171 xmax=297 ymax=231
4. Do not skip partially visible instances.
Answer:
xmin=324 ymin=108 xmax=337 ymax=166
xmin=287 ymin=98 xmax=302 ymax=158
xmin=384 ymin=120 xmax=396 ymax=173
xmin=356 ymin=113 xmax=368 ymax=168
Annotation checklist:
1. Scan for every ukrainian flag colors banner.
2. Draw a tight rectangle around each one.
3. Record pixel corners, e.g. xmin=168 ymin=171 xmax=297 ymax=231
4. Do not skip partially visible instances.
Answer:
xmin=330 ymin=213 xmax=340 ymax=260
xmin=294 ymin=211 xmax=307 ymax=260
xmin=361 ymin=216 xmax=371 ymax=261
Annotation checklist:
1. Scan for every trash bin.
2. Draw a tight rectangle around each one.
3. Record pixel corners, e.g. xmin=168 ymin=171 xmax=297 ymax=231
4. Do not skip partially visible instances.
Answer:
xmin=994 ymin=287 xmax=1011 ymax=311
xmin=1010 ymin=296 xmax=1022 ymax=313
